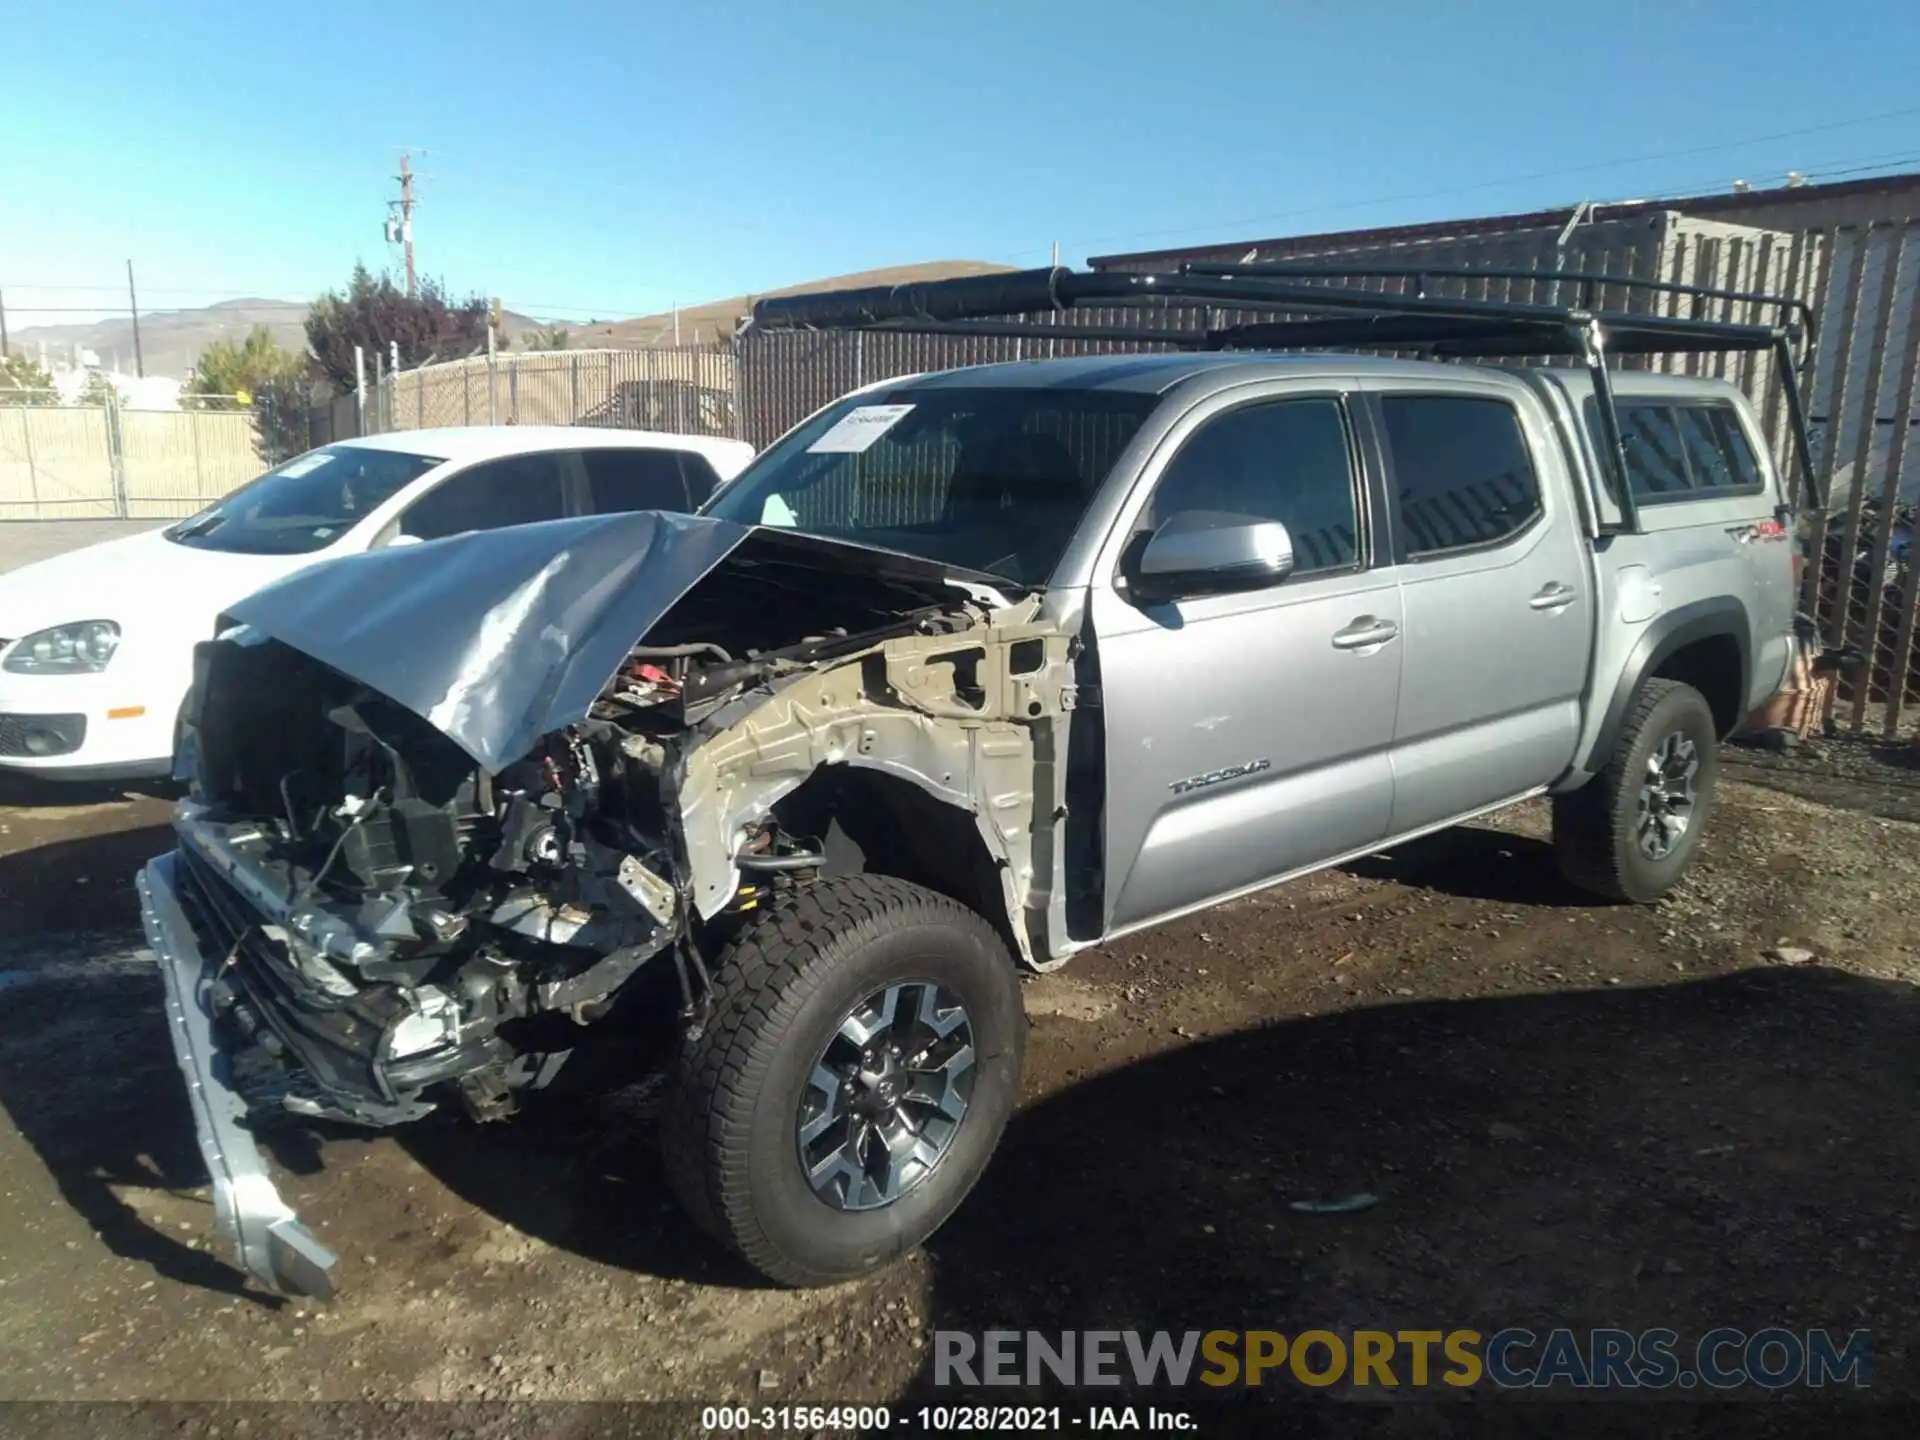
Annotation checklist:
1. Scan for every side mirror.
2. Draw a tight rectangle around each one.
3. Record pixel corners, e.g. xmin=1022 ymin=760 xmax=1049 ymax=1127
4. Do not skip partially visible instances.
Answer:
xmin=1128 ymin=511 xmax=1295 ymax=603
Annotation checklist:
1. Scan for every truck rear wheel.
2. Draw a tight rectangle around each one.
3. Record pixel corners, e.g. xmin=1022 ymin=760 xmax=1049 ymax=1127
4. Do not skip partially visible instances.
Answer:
xmin=659 ymin=874 xmax=1025 ymax=1286
xmin=1553 ymin=678 xmax=1720 ymax=903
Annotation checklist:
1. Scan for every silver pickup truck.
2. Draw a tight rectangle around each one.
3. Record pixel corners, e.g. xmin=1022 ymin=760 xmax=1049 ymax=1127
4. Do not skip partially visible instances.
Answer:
xmin=137 ymin=267 xmax=1811 ymax=1298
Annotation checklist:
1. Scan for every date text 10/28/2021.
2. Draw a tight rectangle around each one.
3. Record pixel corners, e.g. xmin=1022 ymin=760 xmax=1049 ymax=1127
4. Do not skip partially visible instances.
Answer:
xmin=702 ymin=1407 xmax=1192 ymax=1431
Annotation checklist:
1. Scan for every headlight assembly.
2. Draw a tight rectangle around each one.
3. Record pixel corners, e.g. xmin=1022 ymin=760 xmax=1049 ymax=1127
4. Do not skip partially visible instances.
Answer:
xmin=2 ymin=620 xmax=122 ymax=674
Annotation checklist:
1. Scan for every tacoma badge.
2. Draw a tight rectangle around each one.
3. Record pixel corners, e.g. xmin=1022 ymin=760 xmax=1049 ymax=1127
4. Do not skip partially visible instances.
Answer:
xmin=1170 ymin=758 xmax=1272 ymax=794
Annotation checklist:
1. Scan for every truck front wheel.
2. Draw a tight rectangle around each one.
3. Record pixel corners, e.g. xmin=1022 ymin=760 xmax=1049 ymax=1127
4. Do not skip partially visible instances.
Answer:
xmin=1553 ymin=677 xmax=1721 ymax=903
xmin=659 ymin=874 xmax=1025 ymax=1286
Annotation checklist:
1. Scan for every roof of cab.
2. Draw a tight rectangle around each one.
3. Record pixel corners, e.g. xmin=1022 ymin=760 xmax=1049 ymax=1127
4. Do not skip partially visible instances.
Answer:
xmin=883 ymin=350 xmax=1756 ymax=404
xmin=337 ymin=426 xmax=754 ymax=465
xmin=895 ymin=352 xmax=1451 ymax=394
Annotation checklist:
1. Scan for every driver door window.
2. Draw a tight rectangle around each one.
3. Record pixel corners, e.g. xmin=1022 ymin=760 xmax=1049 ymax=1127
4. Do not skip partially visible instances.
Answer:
xmin=1145 ymin=397 xmax=1362 ymax=576
xmin=1090 ymin=389 xmax=1398 ymax=934
xmin=400 ymin=453 xmax=567 ymax=540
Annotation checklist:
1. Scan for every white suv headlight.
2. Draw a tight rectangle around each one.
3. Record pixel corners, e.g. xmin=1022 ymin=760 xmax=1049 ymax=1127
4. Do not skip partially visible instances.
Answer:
xmin=3 ymin=620 xmax=122 ymax=674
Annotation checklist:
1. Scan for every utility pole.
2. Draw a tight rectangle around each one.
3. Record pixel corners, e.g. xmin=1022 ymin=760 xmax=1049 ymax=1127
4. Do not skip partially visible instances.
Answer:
xmin=486 ymin=300 xmax=498 ymax=425
xmin=0 ymin=289 xmax=9 ymax=356
xmin=127 ymin=260 xmax=145 ymax=378
xmin=394 ymin=153 xmax=418 ymax=298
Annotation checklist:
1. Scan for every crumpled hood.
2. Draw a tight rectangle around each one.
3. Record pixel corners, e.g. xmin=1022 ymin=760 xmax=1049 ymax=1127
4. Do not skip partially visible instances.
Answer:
xmin=223 ymin=511 xmax=989 ymax=772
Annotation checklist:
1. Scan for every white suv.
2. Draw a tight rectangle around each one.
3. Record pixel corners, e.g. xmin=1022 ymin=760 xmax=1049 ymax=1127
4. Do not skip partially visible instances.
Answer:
xmin=0 ymin=426 xmax=753 ymax=781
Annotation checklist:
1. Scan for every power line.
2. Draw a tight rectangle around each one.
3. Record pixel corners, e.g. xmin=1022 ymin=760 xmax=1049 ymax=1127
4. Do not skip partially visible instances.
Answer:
xmin=13 ymin=117 xmax=1920 ymax=334
xmin=0 ymin=302 xmax=306 ymax=314
xmin=1623 ymin=150 xmax=1920 ymax=202
xmin=1008 ymin=105 xmax=1920 ymax=262
xmin=512 ymin=302 xmax=678 ymax=318
xmin=0 ymin=283 xmax=274 ymax=295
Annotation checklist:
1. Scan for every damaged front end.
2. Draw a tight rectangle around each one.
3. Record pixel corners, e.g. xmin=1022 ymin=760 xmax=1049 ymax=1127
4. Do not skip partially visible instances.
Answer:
xmin=137 ymin=512 xmax=1075 ymax=1297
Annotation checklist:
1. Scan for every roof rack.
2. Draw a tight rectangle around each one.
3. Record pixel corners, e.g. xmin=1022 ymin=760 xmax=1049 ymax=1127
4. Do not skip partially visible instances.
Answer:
xmin=1177 ymin=259 xmax=1819 ymax=341
xmin=746 ymin=264 xmax=1822 ymax=532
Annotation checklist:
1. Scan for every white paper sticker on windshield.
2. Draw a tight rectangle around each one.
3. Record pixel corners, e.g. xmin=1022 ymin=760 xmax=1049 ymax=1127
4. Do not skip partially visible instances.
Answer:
xmin=759 ymin=493 xmax=798 ymax=527
xmin=806 ymin=403 xmax=915 ymax=454
xmin=277 ymin=452 xmax=330 ymax=478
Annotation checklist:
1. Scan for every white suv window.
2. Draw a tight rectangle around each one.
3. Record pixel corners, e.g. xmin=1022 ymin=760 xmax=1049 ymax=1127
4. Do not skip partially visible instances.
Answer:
xmin=580 ymin=447 xmax=720 ymax=514
xmin=400 ymin=453 xmax=568 ymax=540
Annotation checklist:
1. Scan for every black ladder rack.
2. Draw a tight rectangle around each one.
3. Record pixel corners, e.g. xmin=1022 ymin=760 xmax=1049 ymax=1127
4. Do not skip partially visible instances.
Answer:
xmin=746 ymin=263 xmax=1823 ymax=530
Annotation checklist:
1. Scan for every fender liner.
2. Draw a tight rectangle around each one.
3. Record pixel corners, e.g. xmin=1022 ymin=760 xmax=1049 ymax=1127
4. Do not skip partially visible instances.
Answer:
xmin=1581 ymin=597 xmax=1751 ymax=775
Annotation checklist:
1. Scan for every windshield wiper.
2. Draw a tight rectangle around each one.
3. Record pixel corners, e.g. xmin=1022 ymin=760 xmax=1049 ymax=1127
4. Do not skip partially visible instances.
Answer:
xmin=170 ymin=512 xmax=228 ymax=539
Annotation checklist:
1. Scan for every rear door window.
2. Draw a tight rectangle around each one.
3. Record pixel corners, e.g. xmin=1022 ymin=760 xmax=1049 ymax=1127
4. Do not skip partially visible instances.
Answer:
xmin=581 ymin=447 xmax=716 ymax=514
xmin=1379 ymin=395 xmax=1542 ymax=557
xmin=677 ymin=452 xmax=722 ymax=507
xmin=399 ymin=453 xmax=567 ymax=540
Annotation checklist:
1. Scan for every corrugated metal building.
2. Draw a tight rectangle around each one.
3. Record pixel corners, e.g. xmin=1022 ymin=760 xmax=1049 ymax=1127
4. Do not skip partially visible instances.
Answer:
xmin=1086 ymin=172 xmax=1920 ymax=270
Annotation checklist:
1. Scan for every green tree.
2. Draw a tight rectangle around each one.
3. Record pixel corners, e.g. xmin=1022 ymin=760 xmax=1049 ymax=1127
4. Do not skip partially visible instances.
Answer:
xmin=77 ymin=371 xmax=121 ymax=406
xmin=519 ymin=325 xmax=571 ymax=352
xmin=305 ymin=263 xmax=489 ymax=392
xmin=184 ymin=325 xmax=306 ymax=403
xmin=0 ymin=353 xmax=56 ymax=406
xmin=185 ymin=326 xmax=315 ymax=463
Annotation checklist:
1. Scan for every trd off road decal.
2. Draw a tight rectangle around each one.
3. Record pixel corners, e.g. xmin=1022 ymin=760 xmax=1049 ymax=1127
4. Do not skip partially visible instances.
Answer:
xmin=1726 ymin=519 xmax=1789 ymax=545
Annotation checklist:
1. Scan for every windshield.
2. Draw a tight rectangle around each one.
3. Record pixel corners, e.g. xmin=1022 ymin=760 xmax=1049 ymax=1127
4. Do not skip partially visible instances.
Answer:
xmin=163 ymin=445 xmax=444 ymax=556
xmin=703 ymin=386 xmax=1158 ymax=584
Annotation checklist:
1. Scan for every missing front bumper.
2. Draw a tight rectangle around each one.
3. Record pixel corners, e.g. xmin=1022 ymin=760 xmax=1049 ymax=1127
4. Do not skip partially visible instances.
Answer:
xmin=136 ymin=852 xmax=340 ymax=1299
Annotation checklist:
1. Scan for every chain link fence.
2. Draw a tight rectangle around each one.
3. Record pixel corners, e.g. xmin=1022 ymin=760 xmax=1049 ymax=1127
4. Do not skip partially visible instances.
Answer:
xmin=365 ymin=349 xmax=738 ymax=438
xmin=1793 ymin=218 xmax=1920 ymax=732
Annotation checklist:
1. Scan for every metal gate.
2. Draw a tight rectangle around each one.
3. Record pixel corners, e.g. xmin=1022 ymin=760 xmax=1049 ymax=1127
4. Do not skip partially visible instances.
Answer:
xmin=0 ymin=400 xmax=263 ymax=520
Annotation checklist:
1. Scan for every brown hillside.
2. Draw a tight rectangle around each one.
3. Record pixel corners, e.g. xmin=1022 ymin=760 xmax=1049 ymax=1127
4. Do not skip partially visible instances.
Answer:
xmin=551 ymin=260 xmax=1016 ymax=349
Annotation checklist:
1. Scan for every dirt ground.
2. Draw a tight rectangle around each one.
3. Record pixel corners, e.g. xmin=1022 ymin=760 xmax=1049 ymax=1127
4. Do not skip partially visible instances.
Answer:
xmin=2 ymin=752 xmax=1918 ymax=1436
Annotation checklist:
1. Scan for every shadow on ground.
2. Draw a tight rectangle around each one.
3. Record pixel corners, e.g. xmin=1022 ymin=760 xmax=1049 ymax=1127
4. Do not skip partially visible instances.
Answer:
xmin=891 ymin=967 xmax=1916 ymax=1433
xmin=0 ymin=814 xmax=173 ymax=940
xmin=1340 ymin=824 xmax=1610 ymax=908
xmin=397 ymin=1073 xmax=771 ymax=1292
xmin=0 ymin=823 xmax=270 ymax=1302
xmin=1722 ymin=732 xmax=1920 ymax=825
xmin=0 ymin=771 xmax=180 ymax=813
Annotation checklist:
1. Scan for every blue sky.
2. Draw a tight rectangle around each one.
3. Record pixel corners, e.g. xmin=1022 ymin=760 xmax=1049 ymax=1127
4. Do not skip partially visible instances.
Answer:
xmin=4 ymin=0 xmax=1920 ymax=329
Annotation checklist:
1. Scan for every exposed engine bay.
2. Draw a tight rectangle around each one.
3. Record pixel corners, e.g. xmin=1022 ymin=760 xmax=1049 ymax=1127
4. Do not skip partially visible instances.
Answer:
xmin=168 ymin=516 xmax=1076 ymax=1131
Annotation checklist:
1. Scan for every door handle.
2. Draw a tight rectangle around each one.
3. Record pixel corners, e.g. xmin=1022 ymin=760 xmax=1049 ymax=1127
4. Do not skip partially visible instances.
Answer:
xmin=1529 ymin=582 xmax=1577 ymax=611
xmin=1331 ymin=616 xmax=1399 ymax=650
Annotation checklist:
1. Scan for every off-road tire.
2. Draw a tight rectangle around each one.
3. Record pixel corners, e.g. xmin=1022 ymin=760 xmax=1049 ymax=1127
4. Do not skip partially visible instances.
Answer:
xmin=1553 ymin=678 xmax=1720 ymax=903
xmin=658 ymin=874 xmax=1025 ymax=1286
